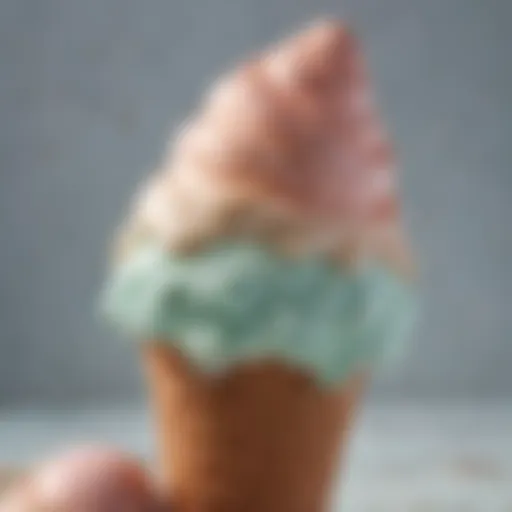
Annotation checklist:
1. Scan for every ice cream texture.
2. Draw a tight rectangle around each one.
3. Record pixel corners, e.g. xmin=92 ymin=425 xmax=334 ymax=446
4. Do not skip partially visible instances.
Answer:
xmin=102 ymin=242 xmax=415 ymax=386
xmin=102 ymin=20 xmax=417 ymax=386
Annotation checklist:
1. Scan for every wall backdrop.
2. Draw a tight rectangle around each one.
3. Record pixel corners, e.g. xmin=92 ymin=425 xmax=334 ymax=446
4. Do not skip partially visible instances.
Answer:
xmin=1 ymin=0 xmax=511 ymax=404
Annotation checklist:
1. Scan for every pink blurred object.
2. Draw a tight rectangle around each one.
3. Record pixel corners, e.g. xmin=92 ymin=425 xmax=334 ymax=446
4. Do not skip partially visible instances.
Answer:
xmin=0 ymin=446 xmax=161 ymax=512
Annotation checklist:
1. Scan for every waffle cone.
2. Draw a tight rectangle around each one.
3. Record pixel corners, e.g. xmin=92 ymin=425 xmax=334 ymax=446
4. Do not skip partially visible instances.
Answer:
xmin=143 ymin=343 xmax=366 ymax=512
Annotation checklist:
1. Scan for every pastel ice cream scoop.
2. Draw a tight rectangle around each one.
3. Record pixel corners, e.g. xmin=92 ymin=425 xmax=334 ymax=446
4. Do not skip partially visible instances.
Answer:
xmin=120 ymin=22 xmax=411 ymax=270
xmin=102 ymin=20 xmax=417 ymax=512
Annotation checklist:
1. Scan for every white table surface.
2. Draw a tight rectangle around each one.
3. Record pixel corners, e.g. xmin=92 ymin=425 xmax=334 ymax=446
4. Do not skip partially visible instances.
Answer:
xmin=1 ymin=402 xmax=511 ymax=511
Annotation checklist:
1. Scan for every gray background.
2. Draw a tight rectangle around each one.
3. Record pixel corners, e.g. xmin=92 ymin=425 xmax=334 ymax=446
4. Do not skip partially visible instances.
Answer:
xmin=1 ymin=0 xmax=510 ymax=406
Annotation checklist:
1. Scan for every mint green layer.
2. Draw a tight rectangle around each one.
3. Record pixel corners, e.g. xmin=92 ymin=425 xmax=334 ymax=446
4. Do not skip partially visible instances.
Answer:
xmin=101 ymin=243 xmax=416 ymax=386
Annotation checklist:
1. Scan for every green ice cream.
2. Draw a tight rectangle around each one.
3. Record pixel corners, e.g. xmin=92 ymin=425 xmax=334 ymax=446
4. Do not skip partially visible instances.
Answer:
xmin=102 ymin=242 xmax=416 ymax=386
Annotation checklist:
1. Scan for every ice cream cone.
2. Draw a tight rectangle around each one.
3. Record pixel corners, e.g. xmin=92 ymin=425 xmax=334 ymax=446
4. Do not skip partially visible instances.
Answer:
xmin=102 ymin=18 xmax=417 ymax=512
xmin=144 ymin=343 xmax=366 ymax=512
